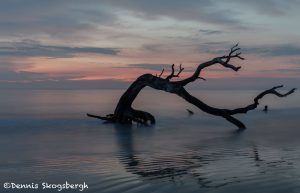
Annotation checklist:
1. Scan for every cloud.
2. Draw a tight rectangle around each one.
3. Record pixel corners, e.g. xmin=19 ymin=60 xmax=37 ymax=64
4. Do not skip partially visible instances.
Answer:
xmin=265 ymin=45 xmax=300 ymax=56
xmin=229 ymin=0 xmax=300 ymax=16
xmin=0 ymin=0 xmax=299 ymax=90
xmin=0 ymin=40 xmax=120 ymax=58
xmin=142 ymin=44 xmax=164 ymax=53
xmin=0 ymin=0 xmax=298 ymax=43
xmin=125 ymin=63 xmax=173 ymax=71
xmin=196 ymin=41 xmax=232 ymax=54
xmin=199 ymin=29 xmax=223 ymax=35
xmin=100 ymin=0 xmax=245 ymax=28
xmin=0 ymin=60 xmax=21 ymax=71
xmin=0 ymin=71 xmax=48 ymax=82
xmin=0 ymin=0 xmax=117 ymax=40
xmin=0 ymin=78 xmax=130 ymax=90
xmin=262 ymin=67 xmax=300 ymax=73
xmin=244 ymin=45 xmax=300 ymax=56
xmin=0 ymin=70 xmax=84 ymax=82
xmin=290 ymin=59 xmax=300 ymax=65
xmin=195 ymin=43 xmax=300 ymax=57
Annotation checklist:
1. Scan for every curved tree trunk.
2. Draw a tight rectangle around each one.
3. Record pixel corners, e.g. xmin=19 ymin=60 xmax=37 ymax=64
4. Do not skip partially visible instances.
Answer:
xmin=87 ymin=44 xmax=296 ymax=129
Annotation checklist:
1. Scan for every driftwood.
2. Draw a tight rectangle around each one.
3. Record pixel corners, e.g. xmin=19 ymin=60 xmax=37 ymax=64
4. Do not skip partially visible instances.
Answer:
xmin=87 ymin=44 xmax=296 ymax=129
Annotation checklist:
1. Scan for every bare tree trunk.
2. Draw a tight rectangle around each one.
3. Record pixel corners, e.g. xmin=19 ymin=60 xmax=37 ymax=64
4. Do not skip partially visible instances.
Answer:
xmin=87 ymin=44 xmax=296 ymax=129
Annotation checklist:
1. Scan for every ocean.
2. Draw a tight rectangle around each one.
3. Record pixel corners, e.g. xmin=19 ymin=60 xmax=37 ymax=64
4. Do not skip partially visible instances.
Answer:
xmin=0 ymin=89 xmax=299 ymax=193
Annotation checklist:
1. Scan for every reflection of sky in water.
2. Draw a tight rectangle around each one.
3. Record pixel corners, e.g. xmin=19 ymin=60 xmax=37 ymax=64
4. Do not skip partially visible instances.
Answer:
xmin=0 ymin=90 xmax=299 ymax=193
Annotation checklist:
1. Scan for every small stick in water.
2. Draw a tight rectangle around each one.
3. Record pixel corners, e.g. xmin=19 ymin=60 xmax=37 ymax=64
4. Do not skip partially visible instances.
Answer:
xmin=186 ymin=109 xmax=194 ymax=115
xmin=263 ymin=105 xmax=268 ymax=113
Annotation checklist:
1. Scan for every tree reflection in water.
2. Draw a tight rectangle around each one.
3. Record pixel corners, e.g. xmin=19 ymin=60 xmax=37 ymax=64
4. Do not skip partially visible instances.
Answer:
xmin=112 ymin=125 xmax=294 ymax=188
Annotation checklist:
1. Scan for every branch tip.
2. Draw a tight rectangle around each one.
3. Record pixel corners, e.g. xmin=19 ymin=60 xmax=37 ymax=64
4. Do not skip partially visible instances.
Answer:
xmin=166 ymin=63 xmax=184 ymax=80
xmin=158 ymin=68 xmax=165 ymax=78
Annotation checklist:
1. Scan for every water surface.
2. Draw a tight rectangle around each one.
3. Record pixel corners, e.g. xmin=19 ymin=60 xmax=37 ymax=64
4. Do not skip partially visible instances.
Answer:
xmin=0 ymin=89 xmax=299 ymax=193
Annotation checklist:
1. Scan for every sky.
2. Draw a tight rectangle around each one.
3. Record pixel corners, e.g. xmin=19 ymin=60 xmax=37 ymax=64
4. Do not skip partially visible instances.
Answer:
xmin=0 ymin=0 xmax=300 ymax=89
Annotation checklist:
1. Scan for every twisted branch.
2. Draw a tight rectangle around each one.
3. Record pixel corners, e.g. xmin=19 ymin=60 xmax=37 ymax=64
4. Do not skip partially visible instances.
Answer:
xmin=224 ymin=85 xmax=297 ymax=115
xmin=87 ymin=44 xmax=296 ymax=129
xmin=174 ymin=44 xmax=244 ymax=86
xmin=178 ymin=85 xmax=296 ymax=129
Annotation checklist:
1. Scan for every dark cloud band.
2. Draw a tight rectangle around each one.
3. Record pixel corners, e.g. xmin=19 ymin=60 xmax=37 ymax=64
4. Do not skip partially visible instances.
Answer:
xmin=0 ymin=40 xmax=120 ymax=58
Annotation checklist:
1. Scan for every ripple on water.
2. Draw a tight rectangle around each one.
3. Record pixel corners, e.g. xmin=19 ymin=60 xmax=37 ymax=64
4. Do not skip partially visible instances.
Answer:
xmin=91 ymin=144 xmax=300 ymax=193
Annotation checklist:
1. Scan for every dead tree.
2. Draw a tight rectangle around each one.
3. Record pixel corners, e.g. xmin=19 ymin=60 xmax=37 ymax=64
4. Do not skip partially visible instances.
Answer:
xmin=87 ymin=44 xmax=296 ymax=129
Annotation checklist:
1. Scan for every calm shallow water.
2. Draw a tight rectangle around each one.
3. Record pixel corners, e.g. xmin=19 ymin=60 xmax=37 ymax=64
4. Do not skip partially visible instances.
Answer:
xmin=0 ymin=89 xmax=300 ymax=193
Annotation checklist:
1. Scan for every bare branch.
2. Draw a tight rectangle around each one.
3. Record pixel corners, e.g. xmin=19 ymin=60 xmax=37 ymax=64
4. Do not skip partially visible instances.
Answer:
xmin=158 ymin=68 xmax=165 ymax=78
xmin=216 ymin=58 xmax=241 ymax=72
xmin=166 ymin=64 xmax=175 ymax=80
xmin=223 ymin=86 xmax=296 ymax=115
xmin=197 ymin=77 xmax=206 ymax=81
xmin=254 ymin=86 xmax=296 ymax=103
xmin=216 ymin=43 xmax=244 ymax=70
xmin=186 ymin=109 xmax=194 ymax=115
xmin=175 ymin=64 xmax=185 ymax=77
xmin=166 ymin=64 xmax=184 ymax=80
xmin=174 ymin=43 xmax=243 ymax=86
xmin=179 ymin=87 xmax=246 ymax=129
xmin=87 ymin=113 xmax=115 ymax=121
xmin=178 ymin=85 xmax=296 ymax=129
